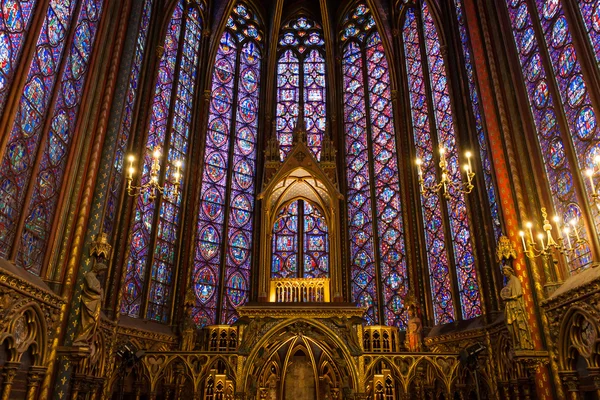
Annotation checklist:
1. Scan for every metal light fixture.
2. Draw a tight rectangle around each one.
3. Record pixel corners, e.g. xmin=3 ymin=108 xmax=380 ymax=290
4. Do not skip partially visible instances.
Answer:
xmin=125 ymin=147 xmax=182 ymax=201
xmin=518 ymin=207 xmax=586 ymax=260
xmin=585 ymin=154 xmax=600 ymax=209
xmin=416 ymin=144 xmax=475 ymax=200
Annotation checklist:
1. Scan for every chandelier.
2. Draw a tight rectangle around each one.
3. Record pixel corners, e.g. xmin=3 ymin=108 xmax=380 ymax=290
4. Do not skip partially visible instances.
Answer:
xmin=585 ymin=154 xmax=600 ymax=209
xmin=125 ymin=147 xmax=182 ymax=201
xmin=518 ymin=207 xmax=586 ymax=260
xmin=416 ymin=145 xmax=475 ymax=200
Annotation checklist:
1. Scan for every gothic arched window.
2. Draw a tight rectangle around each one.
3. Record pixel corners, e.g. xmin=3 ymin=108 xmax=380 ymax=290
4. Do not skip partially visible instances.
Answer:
xmin=453 ymin=0 xmax=503 ymax=242
xmin=103 ymin=0 xmax=154 ymax=238
xmin=399 ymin=1 xmax=482 ymax=324
xmin=577 ymin=2 xmax=600 ymax=67
xmin=341 ymin=4 xmax=409 ymax=328
xmin=271 ymin=199 xmax=330 ymax=279
xmin=504 ymin=0 xmax=600 ymax=271
xmin=121 ymin=0 xmax=204 ymax=322
xmin=0 ymin=0 xmax=105 ymax=274
xmin=192 ymin=2 xmax=262 ymax=327
xmin=276 ymin=16 xmax=326 ymax=161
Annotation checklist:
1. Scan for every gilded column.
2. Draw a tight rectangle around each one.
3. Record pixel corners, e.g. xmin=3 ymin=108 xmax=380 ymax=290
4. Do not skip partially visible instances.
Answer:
xmin=0 ymin=362 xmax=19 ymax=400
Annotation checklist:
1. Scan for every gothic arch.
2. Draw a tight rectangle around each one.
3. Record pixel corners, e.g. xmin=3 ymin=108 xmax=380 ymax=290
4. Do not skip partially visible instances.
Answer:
xmin=558 ymin=306 xmax=600 ymax=371
xmin=240 ymin=318 xmax=360 ymax=393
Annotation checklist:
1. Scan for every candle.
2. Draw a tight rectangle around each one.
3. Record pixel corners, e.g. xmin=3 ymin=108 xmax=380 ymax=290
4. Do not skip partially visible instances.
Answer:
xmin=571 ymin=219 xmax=580 ymax=241
xmin=538 ymin=233 xmax=545 ymax=251
xmin=526 ymin=222 xmax=534 ymax=244
xmin=587 ymin=169 xmax=595 ymax=194
xmin=416 ymin=158 xmax=423 ymax=180
xmin=563 ymin=227 xmax=572 ymax=249
xmin=595 ymin=155 xmax=600 ymax=167
xmin=465 ymin=151 xmax=472 ymax=172
xmin=552 ymin=215 xmax=561 ymax=238
xmin=519 ymin=231 xmax=527 ymax=251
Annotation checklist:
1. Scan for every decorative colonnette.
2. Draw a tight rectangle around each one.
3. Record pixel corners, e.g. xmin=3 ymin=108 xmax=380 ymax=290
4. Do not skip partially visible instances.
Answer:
xmin=462 ymin=0 xmax=556 ymax=397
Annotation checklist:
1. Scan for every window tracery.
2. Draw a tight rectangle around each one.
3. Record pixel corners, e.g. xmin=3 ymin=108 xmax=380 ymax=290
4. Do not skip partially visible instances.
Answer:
xmin=192 ymin=2 xmax=262 ymax=326
xmin=341 ymin=4 xmax=409 ymax=327
xmin=121 ymin=0 xmax=204 ymax=321
xmin=0 ymin=0 xmax=105 ymax=274
xmin=276 ymin=16 xmax=326 ymax=161
xmin=400 ymin=0 xmax=482 ymax=324
xmin=504 ymin=0 xmax=599 ymax=271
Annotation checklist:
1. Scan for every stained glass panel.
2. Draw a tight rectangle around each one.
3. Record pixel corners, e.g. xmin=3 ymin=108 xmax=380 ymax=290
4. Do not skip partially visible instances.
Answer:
xmin=303 ymin=201 xmax=329 ymax=278
xmin=0 ymin=0 xmax=38 ymax=113
xmin=453 ymin=0 xmax=502 ymax=242
xmin=276 ymin=16 xmax=325 ymax=161
xmin=577 ymin=0 xmax=600 ymax=67
xmin=16 ymin=0 xmax=105 ymax=273
xmin=272 ymin=201 xmax=299 ymax=279
xmin=121 ymin=2 xmax=183 ymax=317
xmin=147 ymin=5 xmax=203 ymax=322
xmin=504 ymin=0 xmax=592 ymax=271
xmin=402 ymin=8 xmax=455 ymax=324
xmin=422 ymin=2 xmax=481 ymax=319
xmin=532 ymin=0 xmax=600 ymax=248
xmin=104 ymin=0 xmax=154 ymax=237
xmin=193 ymin=2 xmax=261 ymax=326
xmin=0 ymin=0 xmax=79 ymax=263
xmin=342 ymin=4 xmax=408 ymax=327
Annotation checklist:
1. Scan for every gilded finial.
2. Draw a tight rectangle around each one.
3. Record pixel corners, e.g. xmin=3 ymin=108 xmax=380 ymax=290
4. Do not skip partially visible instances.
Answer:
xmin=496 ymin=235 xmax=517 ymax=262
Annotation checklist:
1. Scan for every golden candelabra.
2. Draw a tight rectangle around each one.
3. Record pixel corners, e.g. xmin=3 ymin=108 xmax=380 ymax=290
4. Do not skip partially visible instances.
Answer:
xmin=125 ymin=148 xmax=182 ymax=201
xmin=416 ymin=145 xmax=475 ymax=200
xmin=585 ymin=155 xmax=600 ymax=209
xmin=518 ymin=207 xmax=586 ymax=260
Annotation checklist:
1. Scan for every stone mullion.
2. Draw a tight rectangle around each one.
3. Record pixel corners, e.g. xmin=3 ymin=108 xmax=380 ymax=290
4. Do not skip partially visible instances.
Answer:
xmin=415 ymin=5 xmax=462 ymax=323
xmin=442 ymin=0 xmax=500 ymax=317
xmin=171 ymin=17 xmax=213 ymax=327
xmin=465 ymin=0 xmax=559 ymax=398
xmin=391 ymin=9 xmax=434 ymax=326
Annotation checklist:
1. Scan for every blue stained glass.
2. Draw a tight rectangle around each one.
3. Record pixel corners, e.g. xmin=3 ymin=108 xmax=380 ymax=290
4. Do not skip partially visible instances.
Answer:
xmin=343 ymin=4 xmax=408 ymax=328
xmin=0 ymin=0 xmax=38 ymax=114
xmin=0 ymin=0 xmax=79 ymax=263
xmin=193 ymin=2 xmax=261 ymax=326
xmin=121 ymin=1 xmax=185 ymax=317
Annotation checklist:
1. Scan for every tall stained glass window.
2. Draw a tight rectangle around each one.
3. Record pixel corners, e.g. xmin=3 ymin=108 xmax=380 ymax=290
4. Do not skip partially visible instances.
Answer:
xmin=192 ymin=2 xmax=262 ymax=327
xmin=0 ymin=0 xmax=38 ymax=113
xmin=504 ymin=0 xmax=599 ymax=271
xmin=103 ymin=0 xmax=154 ymax=238
xmin=276 ymin=16 xmax=326 ymax=161
xmin=341 ymin=4 xmax=409 ymax=328
xmin=453 ymin=0 xmax=503 ymax=242
xmin=400 ymin=1 xmax=481 ymax=324
xmin=271 ymin=200 xmax=329 ymax=279
xmin=577 ymin=1 xmax=600 ymax=67
xmin=121 ymin=0 xmax=204 ymax=322
xmin=0 ymin=0 xmax=105 ymax=274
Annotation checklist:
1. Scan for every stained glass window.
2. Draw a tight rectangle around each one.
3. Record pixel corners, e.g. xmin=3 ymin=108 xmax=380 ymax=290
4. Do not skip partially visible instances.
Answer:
xmin=192 ymin=2 xmax=262 ymax=327
xmin=276 ymin=16 xmax=325 ymax=161
xmin=121 ymin=0 xmax=203 ymax=321
xmin=400 ymin=1 xmax=482 ymax=324
xmin=0 ymin=0 xmax=38 ymax=114
xmin=504 ymin=0 xmax=598 ymax=271
xmin=0 ymin=0 xmax=104 ymax=274
xmin=103 ymin=0 xmax=154 ymax=238
xmin=271 ymin=200 xmax=329 ymax=279
xmin=453 ymin=0 xmax=502 ymax=242
xmin=341 ymin=4 xmax=408 ymax=328
xmin=577 ymin=1 xmax=600 ymax=67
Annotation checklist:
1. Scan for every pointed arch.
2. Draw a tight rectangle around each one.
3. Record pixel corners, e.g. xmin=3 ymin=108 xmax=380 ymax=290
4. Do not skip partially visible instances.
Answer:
xmin=120 ymin=0 xmax=205 ymax=321
xmin=191 ymin=1 xmax=263 ymax=327
xmin=341 ymin=3 xmax=409 ymax=328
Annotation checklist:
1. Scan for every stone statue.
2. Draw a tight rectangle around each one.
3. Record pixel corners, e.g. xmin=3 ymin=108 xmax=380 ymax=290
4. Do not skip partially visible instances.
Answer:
xmin=500 ymin=266 xmax=534 ymax=350
xmin=73 ymin=261 xmax=107 ymax=346
xmin=405 ymin=306 xmax=423 ymax=352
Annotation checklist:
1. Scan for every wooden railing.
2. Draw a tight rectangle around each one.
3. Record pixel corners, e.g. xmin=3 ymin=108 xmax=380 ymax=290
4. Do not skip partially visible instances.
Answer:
xmin=269 ymin=278 xmax=330 ymax=303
